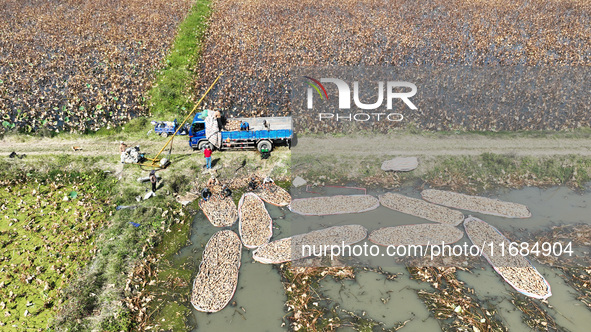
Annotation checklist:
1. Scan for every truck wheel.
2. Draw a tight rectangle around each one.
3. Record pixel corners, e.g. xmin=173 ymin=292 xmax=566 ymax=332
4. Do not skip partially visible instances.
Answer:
xmin=257 ymin=140 xmax=273 ymax=152
xmin=198 ymin=140 xmax=209 ymax=150
xmin=161 ymin=132 xmax=168 ymax=138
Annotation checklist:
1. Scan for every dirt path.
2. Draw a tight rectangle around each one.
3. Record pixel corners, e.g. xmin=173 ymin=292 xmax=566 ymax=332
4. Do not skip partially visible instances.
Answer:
xmin=2 ymin=134 xmax=591 ymax=157
xmin=0 ymin=136 xmax=196 ymax=156
xmin=295 ymin=135 xmax=591 ymax=156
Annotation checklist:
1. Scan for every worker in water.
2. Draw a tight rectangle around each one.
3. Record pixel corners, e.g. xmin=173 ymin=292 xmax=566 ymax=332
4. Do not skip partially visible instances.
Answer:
xmin=203 ymin=145 xmax=212 ymax=169
xmin=119 ymin=141 xmax=128 ymax=164
xmin=201 ymin=187 xmax=212 ymax=201
xmin=222 ymin=184 xmax=232 ymax=198
xmin=149 ymin=170 xmax=158 ymax=192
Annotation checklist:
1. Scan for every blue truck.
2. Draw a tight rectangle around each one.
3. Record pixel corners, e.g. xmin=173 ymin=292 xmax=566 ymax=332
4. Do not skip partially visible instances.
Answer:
xmin=152 ymin=119 xmax=190 ymax=137
xmin=188 ymin=112 xmax=293 ymax=151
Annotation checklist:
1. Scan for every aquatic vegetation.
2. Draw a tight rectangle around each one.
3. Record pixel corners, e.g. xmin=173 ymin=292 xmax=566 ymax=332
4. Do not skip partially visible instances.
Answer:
xmin=409 ymin=266 xmax=507 ymax=332
xmin=511 ymin=293 xmax=559 ymax=331
xmin=0 ymin=171 xmax=112 ymax=329
xmin=281 ymin=263 xmax=355 ymax=331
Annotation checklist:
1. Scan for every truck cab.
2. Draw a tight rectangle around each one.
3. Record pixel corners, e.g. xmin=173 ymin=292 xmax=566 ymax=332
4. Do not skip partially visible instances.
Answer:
xmin=189 ymin=117 xmax=208 ymax=150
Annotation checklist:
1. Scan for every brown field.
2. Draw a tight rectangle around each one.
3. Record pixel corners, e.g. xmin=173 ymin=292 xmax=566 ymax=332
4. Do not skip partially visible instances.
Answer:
xmin=196 ymin=0 xmax=591 ymax=131
xmin=0 ymin=0 xmax=192 ymax=133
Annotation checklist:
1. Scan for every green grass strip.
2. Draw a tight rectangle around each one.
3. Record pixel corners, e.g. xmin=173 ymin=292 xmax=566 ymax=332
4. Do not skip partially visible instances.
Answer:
xmin=147 ymin=0 xmax=212 ymax=118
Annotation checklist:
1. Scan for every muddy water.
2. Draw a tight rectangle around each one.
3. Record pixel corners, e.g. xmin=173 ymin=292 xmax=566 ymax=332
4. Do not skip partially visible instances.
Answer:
xmin=175 ymin=186 xmax=590 ymax=331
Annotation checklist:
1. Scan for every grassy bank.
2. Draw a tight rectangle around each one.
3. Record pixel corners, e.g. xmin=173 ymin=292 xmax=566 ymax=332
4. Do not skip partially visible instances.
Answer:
xmin=147 ymin=0 xmax=212 ymax=119
xmin=298 ymin=126 xmax=591 ymax=140
xmin=424 ymin=153 xmax=591 ymax=192
xmin=0 ymin=169 xmax=113 ymax=330
xmin=293 ymin=152 xmax=591 ymax=193
xmin=0 ymin=154 xmax=195 ymax=331
xmin=0 ymin=138 xmax=290 ymax=330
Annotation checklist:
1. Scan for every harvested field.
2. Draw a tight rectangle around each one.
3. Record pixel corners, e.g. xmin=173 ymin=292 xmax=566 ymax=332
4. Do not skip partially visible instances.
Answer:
xmin=422 ymin=189 xmax=531 ymax=218
xmin=0 ymin=0 xmax=192 ymax=133
xmin=238 ymin=193 xmax=273 ymax=248
xmin=252 ymin=225 xmax=368 ymax=264
xmin=289 ymin=195 xmax=379 ymax=216
xmin=191 ymin=230 xmax=242 ymax=312
xmin=379 ymin=192 xmax=464 ymax=226
xmin=199 ymin=196 xmax=238 ymax=227
xmin=196 ymin=0 xmax=591 ymax=131
xmin=253 ymin=183 xmax=291 ymax=206
xmin=368 ymin=224 xmax=464 ymax=247
xmin=464 ymin=216 xmax=551 ymax=299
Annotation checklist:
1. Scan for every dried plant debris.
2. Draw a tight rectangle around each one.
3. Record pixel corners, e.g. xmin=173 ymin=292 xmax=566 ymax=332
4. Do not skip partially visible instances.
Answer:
xmin=199 ymin=195 xmax=238 ymax=227
xmin=409 ymin=266 xmax=507 ymax=332
xmin=238 ymin=193 xmax=273 ymax=248
xmin=379 ymin=192 xmax=464 ymax=226
xmin=281 ymin=263 xmax=355 ymax=331
xmin=464 ymin=217 xmax=551 ymax=299
xmin=253 ymin=225 xmax=368 ymax=264
xmin=559 ymin=267 xmax=591 ymax=311
xmin=191 ymin=230 xmax=242 ymax=312
xmin=289 ymin=195 xmax=379 ymax=216
xmin=511 ymin=293 xmax=560 ymax=331
xmin=369 ymin=224 xmax=464 ymax=247
xmin=253 ymin=183 xmax=291 ymax=206
xmin=422 ymin=189 xmax=531 ymax=218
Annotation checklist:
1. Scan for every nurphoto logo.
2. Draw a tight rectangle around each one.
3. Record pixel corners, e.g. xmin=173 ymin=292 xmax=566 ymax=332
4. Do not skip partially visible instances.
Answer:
xmin=304 ymin=76 xmax=418 ymax=122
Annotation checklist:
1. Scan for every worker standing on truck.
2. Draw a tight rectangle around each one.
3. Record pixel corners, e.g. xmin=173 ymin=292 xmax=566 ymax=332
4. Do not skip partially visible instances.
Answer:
xmin=214 ymin=110 xmax=223 ymax=130
xmin=203 ymin=145 xmax=212 ymax=169
xmin=240 ymin=121 xmax=250 ymax=131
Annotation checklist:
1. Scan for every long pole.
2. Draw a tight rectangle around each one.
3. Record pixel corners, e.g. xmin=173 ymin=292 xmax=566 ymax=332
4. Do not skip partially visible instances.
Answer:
xmin=149 ymin=72 xmax=223 ymax=166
